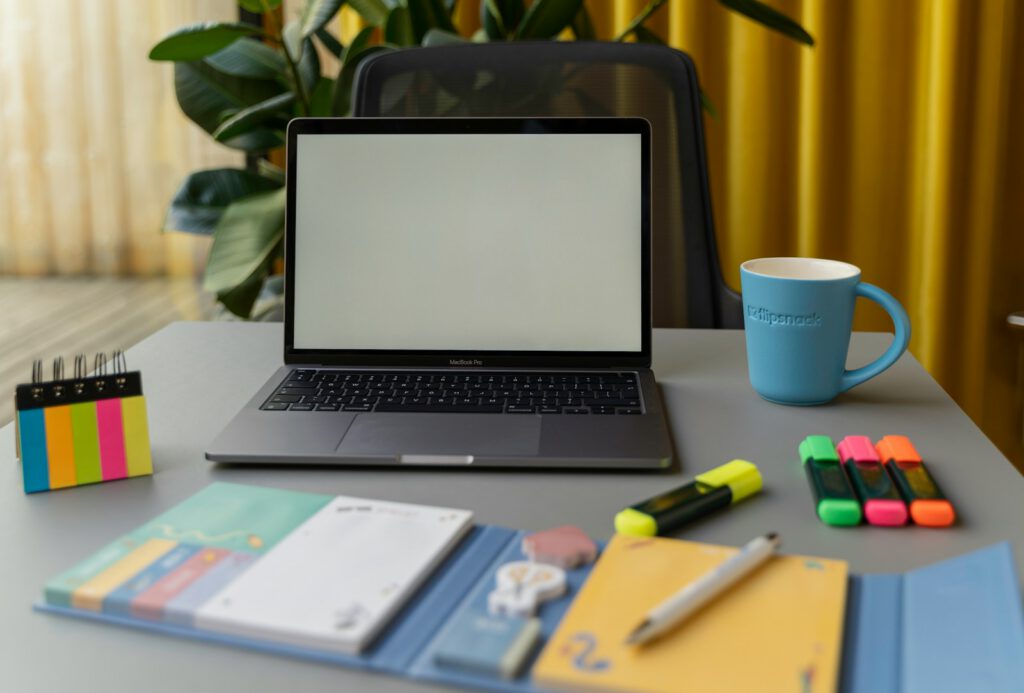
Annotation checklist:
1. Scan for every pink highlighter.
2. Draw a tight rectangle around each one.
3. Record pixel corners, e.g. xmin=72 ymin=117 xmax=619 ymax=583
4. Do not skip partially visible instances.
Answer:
xmin=836 ymin=435 xmax=908 ymax=526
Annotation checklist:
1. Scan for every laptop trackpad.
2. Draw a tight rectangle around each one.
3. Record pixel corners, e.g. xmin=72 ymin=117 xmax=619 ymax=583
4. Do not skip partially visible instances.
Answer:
xmin=336 ymin=414 xmax=541 ymax=458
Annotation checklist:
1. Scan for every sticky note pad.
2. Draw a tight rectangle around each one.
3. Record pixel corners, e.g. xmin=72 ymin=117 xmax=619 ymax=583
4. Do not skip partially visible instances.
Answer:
xmin=433 ymin=609 xmax=541 ymax=680
xmin=15 ymin=368 xmax=153 ymax=493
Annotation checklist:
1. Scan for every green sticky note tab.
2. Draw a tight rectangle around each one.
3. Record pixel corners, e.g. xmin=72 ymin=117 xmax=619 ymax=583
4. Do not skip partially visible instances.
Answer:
xmin=799 ymin=435 xmax=839 ymax=465
xmin=817 ymin=499 xmax=862 ymax=526
xmin=70 ymin=402 xmax=102 ymax=485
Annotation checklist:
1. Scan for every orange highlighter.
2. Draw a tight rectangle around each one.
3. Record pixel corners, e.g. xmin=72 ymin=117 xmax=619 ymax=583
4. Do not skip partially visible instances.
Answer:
xmin=875 ymin=435 xmax=956 ymax=527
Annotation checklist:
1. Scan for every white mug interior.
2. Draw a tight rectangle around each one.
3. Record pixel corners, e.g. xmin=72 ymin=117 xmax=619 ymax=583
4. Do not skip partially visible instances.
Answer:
xmin=741 ymin=257 xmax=860 ymax=281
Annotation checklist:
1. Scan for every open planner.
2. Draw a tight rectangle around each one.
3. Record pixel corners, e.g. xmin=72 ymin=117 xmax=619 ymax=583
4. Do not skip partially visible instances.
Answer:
xmin=37 ymin=483 xmax=1024 ymax=692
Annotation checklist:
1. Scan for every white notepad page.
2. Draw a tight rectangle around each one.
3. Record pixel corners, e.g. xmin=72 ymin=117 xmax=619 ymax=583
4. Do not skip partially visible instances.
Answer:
xmin=194 ymin=496 xmax=474 ymax=653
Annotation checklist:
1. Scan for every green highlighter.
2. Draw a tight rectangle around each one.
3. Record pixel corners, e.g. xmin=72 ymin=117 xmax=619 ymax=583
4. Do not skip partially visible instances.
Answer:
xmin=799 ymin=435 xmax=862 ymax=526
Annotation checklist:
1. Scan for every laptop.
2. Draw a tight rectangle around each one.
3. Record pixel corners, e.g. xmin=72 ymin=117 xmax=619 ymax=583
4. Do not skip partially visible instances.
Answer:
xmin=206 ymin=117 xmax=674 ymax=469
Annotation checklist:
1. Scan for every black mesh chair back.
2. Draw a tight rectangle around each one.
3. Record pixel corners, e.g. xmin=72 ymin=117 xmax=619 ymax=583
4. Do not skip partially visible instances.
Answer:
xmin=353 ymin=42 xmax=742 ymax=328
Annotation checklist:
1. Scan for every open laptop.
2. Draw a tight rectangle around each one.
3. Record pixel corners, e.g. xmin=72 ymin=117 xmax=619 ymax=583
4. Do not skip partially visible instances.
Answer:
xmin=206 ymin=117 xmax=674 ymax=469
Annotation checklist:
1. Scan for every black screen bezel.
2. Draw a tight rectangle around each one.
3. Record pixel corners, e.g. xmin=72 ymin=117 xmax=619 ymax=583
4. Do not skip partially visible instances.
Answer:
xmin=284 ymin=117 xmax=652 ymax=368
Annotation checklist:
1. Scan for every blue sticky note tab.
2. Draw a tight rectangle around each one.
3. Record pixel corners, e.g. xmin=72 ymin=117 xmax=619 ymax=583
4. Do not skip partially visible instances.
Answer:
xmin=902 ymin=542 xmax=1024 ymax=693
xmin=18 ymin=408 xmax=50 ymax=493
xmin=103 ymin=544 xmax=199 ymax=616
xmin=433 ymin=609 xmax=541 ymax=680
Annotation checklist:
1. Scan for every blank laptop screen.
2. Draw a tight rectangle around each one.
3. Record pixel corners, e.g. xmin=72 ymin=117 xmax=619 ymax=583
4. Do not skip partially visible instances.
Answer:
xmin=292 ymin=132 xmax=643 ymax=353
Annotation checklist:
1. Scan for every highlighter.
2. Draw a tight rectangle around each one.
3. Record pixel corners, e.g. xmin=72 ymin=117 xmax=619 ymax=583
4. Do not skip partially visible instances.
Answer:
xmin=875 ymin=435 xmax=955 ymax=527
xmin=614 ymin=460 xmax=762 ymax=537
xmin=799 ymin=435 xmax=862 ymax=526
xmin=836 ymin=435 xmax=908 ymax=527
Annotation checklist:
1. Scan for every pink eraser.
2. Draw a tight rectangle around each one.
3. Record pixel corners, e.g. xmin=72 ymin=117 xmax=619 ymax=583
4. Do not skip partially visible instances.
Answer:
xmin=864 ymin=499 xmax=909 ymax=526
xmin=522 ymin=525 xmax=597 ymax=569
xmin=837 ymin=435 xmax=880 ymax=464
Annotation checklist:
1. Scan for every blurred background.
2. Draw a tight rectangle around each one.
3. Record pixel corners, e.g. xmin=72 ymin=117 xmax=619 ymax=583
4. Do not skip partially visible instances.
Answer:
xmin=1 ymin=0 xmax=1022 ymax=470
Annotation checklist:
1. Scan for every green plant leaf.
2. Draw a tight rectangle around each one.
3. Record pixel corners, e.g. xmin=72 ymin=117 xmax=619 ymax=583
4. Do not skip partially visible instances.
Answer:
xmin=349 ymin=0 xmax=389 ymax=26
xmin=164 ymin=168 xmax=282 ymax=235
xmin=204 ymin=39 xmax=286 ymax=80
xmin=422 ymin=28 xmax=469 ymax=46
xmin=204 ymin=188 xmax=286 ymax=299
xmin=718 ymin=0 xmax=814 ymax=45
xmin=570 ymin=4 xmax=596 ymax=40
xmin=333 ymin=45 xmax=392 ymax=115
xmin=384 ymin=6 xmax=416 ymax=46
xmin=216 ymin=274 xmax=262 ymax=318
xmin=407 ymin=0 xmax=456 ymax=43
xmin=173 ymin=60 xmax=286 ymax=150
xmin=213 ymin=92 xmax=295 ymax=142
xmin=237 ymin=0 xmax=282 ymax=12
xmin=315 ymin=27 xmax=344 ymax=58
xmin=257 ymin=159 xmax=286 ymax=184
xmin=300 ymin=0 xmax=346 ymax=37
xmin=331 ymin=26 xmax=375 ymax=115
xmin=149 ymin=22 xmax=262 ymax=61
xmin=482 ymin=0 xmax=525 ymax=39
xmin=283 ymin=20 xmax=304 ymax=63
xmin=516 ymin=0 xmax=582 ymax=39
xmin=297 ymin=37 xmax=321 ymax=91
xmin=632 ymin=25 xmax=665 ymax=44
xmin=309 ymin=76 xmax=337 ymax=116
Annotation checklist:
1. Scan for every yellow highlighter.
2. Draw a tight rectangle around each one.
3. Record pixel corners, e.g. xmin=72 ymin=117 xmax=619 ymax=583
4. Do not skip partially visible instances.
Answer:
xmin=615 ymin=460 xmax=763 ymax=536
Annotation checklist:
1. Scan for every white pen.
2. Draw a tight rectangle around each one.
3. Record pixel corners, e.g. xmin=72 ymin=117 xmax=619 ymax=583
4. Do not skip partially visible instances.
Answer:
xmin=624 ymin=532 xmax=781 ymax=646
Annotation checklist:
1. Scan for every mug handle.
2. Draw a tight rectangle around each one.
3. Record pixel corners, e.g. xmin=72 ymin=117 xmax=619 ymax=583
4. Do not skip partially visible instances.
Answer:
xmin=839 ymin=283 xmax=912 ymax=393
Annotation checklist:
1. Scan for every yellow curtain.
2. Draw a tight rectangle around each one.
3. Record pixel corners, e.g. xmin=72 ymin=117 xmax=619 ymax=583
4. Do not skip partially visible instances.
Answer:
xmin=0 ymin=0 xmax=241 ymax=278
xmin=377 ymin=0 xmax=1022 ymax=468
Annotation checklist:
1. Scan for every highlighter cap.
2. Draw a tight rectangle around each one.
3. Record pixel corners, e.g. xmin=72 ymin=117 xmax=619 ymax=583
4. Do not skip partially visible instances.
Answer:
xmin=876 ymin=435 xmax=922 ymax=464
xmin=799 ymin=435 xmax=839 ymax=465
xmin=694 ymin=459 xmax=762 ymax=503
xmin=836 ymin=435 xmax=880 ymax=464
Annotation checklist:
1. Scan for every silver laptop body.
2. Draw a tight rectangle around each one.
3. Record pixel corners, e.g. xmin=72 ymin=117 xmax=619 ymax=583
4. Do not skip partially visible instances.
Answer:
xmin=207 ymin=117 xmax=674 ymax=469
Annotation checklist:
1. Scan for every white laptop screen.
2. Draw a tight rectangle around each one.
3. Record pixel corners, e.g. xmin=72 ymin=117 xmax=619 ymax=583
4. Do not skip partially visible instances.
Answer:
xmin=291 ymin=132 xmax=643 ymax=353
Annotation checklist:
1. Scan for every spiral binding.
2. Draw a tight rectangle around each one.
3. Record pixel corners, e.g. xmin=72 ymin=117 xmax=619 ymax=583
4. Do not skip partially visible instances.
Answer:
xmin=17 ymin=352 xmax=140 ymax=410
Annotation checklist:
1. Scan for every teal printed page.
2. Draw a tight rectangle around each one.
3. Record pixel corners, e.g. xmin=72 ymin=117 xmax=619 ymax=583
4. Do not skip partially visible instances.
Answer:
xmin=45 ymin=483 xmax=332 ymax=606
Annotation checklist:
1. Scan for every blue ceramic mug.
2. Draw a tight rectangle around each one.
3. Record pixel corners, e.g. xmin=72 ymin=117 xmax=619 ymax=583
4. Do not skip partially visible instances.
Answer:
xmin=740 ymin=257 xmax=911 ymax=405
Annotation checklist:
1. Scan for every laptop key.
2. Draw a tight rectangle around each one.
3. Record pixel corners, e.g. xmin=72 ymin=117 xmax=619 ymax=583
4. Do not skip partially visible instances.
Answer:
xmin=563 ymin=407 xmax=590 ymax=414
xmin=271 ymin=395 xmax=302 ymax=403
xmin=375 ymin=403 xmax=503 ymax=413
xmin=290 ymin=403 xmax=315 ymax=411
xmin=316 ymin=404 xmax=340 ymax=411
xmin=507 ymin=406 xmax=536 ymax=414
xmin=538 ymin=407 xmax=560 ymax=414
xmin=591 ymin=407 xmax=617 ymax=415
xmin=618 ymin=408 xmax=642 ymax=415
xmin=343 ymin=404 xmax=373 ymax=411
xmin=262 ymin=402 xmax=289 ymax=411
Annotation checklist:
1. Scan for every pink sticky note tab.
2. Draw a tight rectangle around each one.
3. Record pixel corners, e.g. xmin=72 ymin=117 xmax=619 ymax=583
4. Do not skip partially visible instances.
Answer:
xmin=96 ymin=398 xmax=127 ymax=480
xmin=837 ymin=435 xmax=880 ymax=464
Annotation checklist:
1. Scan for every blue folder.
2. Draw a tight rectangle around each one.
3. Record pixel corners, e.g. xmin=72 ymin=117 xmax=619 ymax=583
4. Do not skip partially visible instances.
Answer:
xmin=842 ymin=542 xmax=1024 ymax=693
xmin=38 ymin=533 xmax=1024 ymax=692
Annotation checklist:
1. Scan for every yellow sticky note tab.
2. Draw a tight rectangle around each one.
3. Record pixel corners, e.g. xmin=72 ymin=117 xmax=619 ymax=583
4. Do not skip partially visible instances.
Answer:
xmin=71 ymin=538 xmax=176 ymax=611
xmin=120 ymin=396 xmax=153 ymax=477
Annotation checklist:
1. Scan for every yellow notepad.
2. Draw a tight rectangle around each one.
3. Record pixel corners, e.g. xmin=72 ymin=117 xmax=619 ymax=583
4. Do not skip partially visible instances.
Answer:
xmin=533 ymin=534 xmax=848 ymax=693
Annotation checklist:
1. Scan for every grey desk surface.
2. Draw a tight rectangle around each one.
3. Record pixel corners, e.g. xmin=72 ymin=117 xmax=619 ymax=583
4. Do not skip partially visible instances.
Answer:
xmin=3 ymin=322 xmax=1023 ymax=692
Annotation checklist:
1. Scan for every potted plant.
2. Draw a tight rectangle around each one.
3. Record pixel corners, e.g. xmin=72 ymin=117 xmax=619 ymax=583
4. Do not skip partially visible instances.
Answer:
xmin=150 ymin=0 xmax=812 ymax=319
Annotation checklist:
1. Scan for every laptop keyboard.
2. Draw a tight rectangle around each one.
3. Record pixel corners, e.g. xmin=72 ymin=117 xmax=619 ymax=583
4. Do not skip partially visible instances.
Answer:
xmin=260 ymin=370 xmax=643 ymax=415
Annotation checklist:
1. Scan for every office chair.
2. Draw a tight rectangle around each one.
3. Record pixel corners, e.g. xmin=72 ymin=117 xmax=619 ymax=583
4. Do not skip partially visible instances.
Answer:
xmin=352 ymin=42 xmax=743 ymax=329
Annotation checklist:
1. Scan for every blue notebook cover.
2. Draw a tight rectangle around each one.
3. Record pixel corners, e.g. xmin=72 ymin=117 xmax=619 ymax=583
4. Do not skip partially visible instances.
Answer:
xmin=842 ymin=542 xmax=1024 ymax=693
